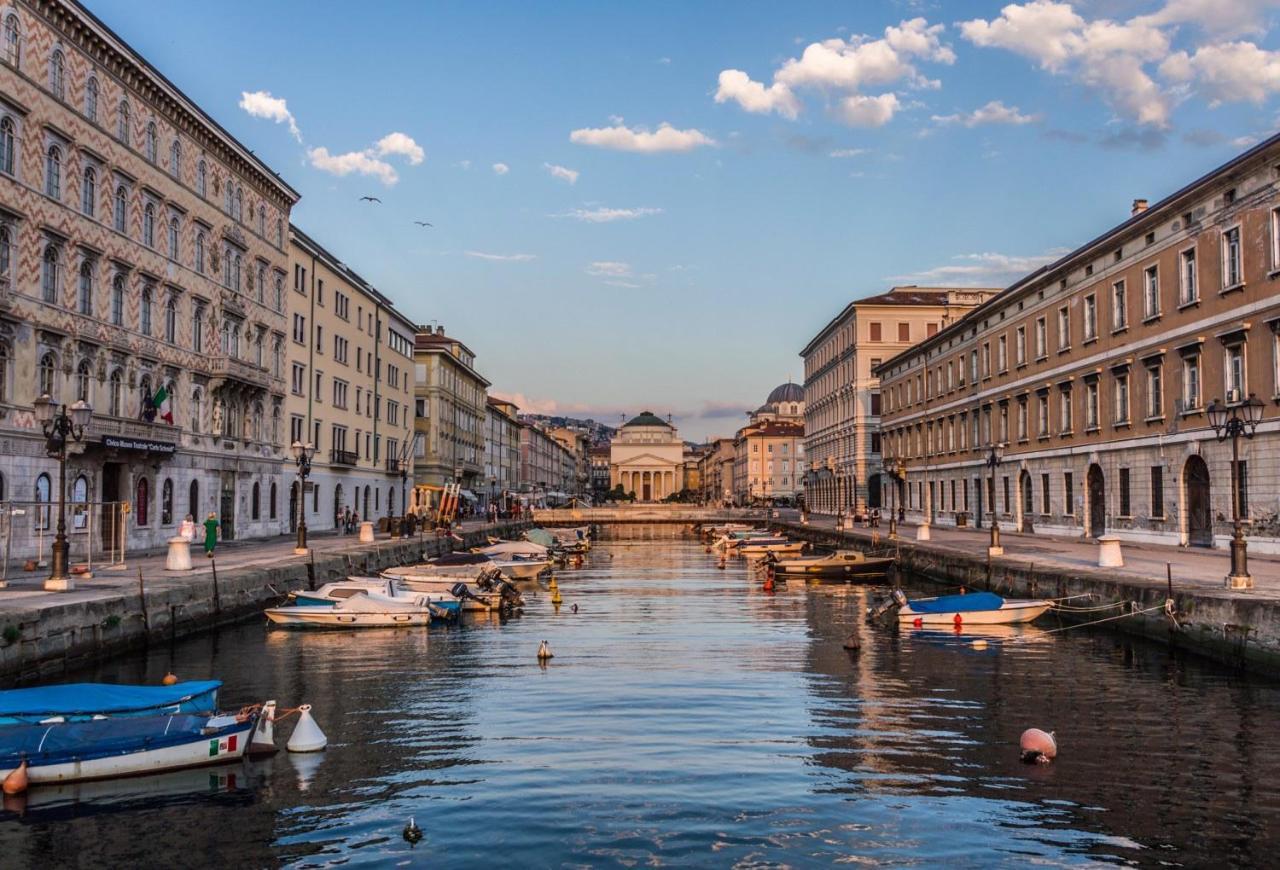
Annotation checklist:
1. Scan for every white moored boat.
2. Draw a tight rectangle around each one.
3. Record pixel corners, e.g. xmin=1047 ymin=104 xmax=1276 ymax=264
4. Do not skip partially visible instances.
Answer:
xmin=266 ymin=587 xmax=453 ymax=628
xmin=892 ymin=590 xmax=1053 ymax=626
xmin=739 ymin=539 xmax=806 ymax=556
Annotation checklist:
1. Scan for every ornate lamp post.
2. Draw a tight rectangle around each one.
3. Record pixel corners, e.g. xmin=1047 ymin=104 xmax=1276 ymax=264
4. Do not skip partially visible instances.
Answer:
xmin=883 ymin=455 xmax=900 ymax=539
xmin=291 ymin=440 xmax=315 ymax=554
xmin=1207 ymin=393 xmax=1264 ymax=589
xmin=986 ymin=442 xmax=1005 ymax=557
xmin=34 ymin=395 xmax=91 ymax=591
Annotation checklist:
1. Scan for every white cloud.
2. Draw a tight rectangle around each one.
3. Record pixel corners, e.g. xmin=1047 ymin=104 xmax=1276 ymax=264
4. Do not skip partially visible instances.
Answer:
xmin=890 ymin=249 xmax=1070 ymax=286
xmin=557 ymin=206 xmax=664 ymax=223
xmin=456 ymin=159 xmax=472 ymax=170
xmin=959 ymin=2 xmax=1178 ymax=127
xmin=605 ymin=280 xmax=642 ymax=288
xmin=714 ymin=70 xmax=801 ymax=119
xmin=1138 ymin=0 xmax=1280 ymax=39
xmin=239 ymin=90 xmax=301 ymax=142
xmin=714 ymin=18 xmax=953 ymax=128
xmin=1160 ymin=41 xmax=1280 ymax=105
xmin=932 ymin=99 xmax=1041 ymax=126
xmin=658 ymin=56 xmax=672 ymax=65
xmin=544 ymin=162 xmax=580 ymax=184
xmin=307 ymin=147 xmax=398 ymax=185
xmin=586 ymin=261 xmax=633 ymax=277
xmin=492 ymin=162 xmax=510 ymax=175
xmin=465 ymin=251 xmax=535 ymax=261
xmin=375 ymin=132 xmax=425 ymax=165
xmin=828 ymin=148 xmax=869 ymax=157
xmin=570 ymin=122 xmax=716 ymax=152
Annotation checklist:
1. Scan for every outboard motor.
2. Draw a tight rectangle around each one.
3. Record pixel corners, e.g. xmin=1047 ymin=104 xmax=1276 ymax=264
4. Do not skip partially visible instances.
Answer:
xmin=497 ymin=578 xmax=524 ymax=608
xmin=867 ymin=588 xmax=908 ymax=623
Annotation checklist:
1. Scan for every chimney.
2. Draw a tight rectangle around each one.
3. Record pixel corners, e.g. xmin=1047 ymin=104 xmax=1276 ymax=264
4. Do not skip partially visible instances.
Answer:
xmin=1131 ymin=198 xmax=1148 ymax=216
xmin=436 ymin=324 xmax=445 ymax=336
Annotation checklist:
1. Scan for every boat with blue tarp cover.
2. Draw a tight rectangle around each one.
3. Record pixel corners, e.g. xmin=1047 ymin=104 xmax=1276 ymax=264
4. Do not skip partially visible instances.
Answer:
xmin=0 ymin=681 xmax=221 ymax=726
xmin=893 ymin=590 xmax=1053 ymax=626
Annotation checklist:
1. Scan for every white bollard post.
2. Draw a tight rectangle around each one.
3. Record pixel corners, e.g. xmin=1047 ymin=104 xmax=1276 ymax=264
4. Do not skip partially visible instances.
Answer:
xmin=1097 ymin=535 xmax=1124 ymax=568
xmin=358 ymin=521 xmax=375 ymax=543
xmin=165 ymin=536 xmax=193 ymax=572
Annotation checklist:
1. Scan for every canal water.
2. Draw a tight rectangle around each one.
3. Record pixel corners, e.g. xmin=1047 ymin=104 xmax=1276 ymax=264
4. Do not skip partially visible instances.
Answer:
xmin=1 ymin=528 xmax=1278 ymax=867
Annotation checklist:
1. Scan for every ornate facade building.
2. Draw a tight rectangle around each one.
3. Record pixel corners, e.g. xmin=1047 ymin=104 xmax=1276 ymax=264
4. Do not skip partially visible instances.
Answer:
xmin=609 ymin=412 xmax=683 ymax=501
xmin=287 ymin=226 xmax=416 ymax=532
xmin=412 ymin=325 xmax=489 ymax=506
xmin=800 ymin=286 xmax=995 ymax=515
xmin=877 ymin=134 xmax=1280 ymax=556
xmin=0 ymin=0 xmax=298 ymax=558
xmin=731 ymin=383 xmax=805 ymax=505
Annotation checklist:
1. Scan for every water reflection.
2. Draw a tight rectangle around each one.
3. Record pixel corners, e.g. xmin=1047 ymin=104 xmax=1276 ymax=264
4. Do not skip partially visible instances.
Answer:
xmin=0 ymin=529 xmax=1276 ymax=866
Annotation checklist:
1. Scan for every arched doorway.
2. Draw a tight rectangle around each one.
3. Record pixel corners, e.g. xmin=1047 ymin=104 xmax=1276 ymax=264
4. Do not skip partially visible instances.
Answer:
xmin=1184 ymin=455 xmax=1212 ymax=547
xmin=1086 ymin=464 xmax=1105 ymax=538
xmin=867 ymin=473 xmax=881 ymax=509
xmin=1019 ymin=470 xmax=1034 ymax=533
xmin=642 ymin=471 xmax=652 ymax=502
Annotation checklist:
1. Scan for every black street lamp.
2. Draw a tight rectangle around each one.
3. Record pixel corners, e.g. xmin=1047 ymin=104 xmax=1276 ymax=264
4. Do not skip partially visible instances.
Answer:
xmin=34 ymin=395 xmax=91 ymax=591
xmin=987 ymin=442 xmax=1005 ymax=556
xmin=1207 ymin=392 xmax=1264 ymax=589
xmin=291 ymin=440 xmax=315 ymax=554
xmin=883 ymin=455 xmax=902 ymax=539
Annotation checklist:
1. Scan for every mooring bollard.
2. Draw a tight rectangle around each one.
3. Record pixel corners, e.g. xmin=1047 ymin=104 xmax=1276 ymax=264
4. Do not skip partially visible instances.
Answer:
xmin=1097 ymin=535 xmax=1124 ymax=568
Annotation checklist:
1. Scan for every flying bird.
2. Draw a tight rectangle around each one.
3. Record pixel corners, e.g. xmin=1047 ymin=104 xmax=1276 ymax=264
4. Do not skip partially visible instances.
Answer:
xmin=414 ymin=221 xmax=433 ymax=227
xmin=359 ymin=196 xmax=382 ymax=203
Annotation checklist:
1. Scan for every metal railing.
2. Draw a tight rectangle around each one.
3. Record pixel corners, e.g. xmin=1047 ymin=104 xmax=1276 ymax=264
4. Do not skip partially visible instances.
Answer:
xmin=330 ymin=448 xmax=359 ymax=466
xmin=0 ymin=500 xmax=130 ymax=582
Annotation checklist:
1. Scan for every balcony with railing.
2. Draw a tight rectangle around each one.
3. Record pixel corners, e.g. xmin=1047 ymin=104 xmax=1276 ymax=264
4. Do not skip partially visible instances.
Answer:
xmin=208 ymin=354 xmax=272 ymax=391
xmin=330 ymin=448 xmax=359 ymax=466
xmin=385 ymin=457 xmax=402 ymax=472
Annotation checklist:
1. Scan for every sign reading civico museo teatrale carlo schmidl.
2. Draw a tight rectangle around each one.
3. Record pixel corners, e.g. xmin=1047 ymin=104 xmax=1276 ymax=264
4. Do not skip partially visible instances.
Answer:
xmin=100 ymin=435 xmax=178 ymax=456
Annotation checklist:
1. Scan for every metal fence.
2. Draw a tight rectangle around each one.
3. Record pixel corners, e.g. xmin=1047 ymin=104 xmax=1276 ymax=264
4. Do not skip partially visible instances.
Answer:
xmin=0 ymin=500 xmax=131 ymax=580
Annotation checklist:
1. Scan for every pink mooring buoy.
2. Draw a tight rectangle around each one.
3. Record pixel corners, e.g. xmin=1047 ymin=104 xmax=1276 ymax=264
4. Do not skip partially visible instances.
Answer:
xmin=1019 ymin=728 xmax=1057 ymax=764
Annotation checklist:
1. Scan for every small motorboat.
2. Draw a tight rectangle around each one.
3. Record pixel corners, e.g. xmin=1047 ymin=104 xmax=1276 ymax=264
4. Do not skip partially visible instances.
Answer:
xmin=738 ymin=539 xmax=806 ymax=556
xmin=891 ymin=590 xmax=1053 ymax=626
xmin=769 ymin=550 xmax=894 ymax=582
xmin=478 ymin=540 xmax=548 ymax=559
xmin=378 ymin=569 xmax=524 ymax=612
xmin=0 ymin=707 xmax=261 ymax=785
xmin=267 ymin=585 xmax=457 ymax=628
xmin=287 ymin=579 xmax=462 ymax=617
xmin=0 ymin=681 xmax=222 ymax=727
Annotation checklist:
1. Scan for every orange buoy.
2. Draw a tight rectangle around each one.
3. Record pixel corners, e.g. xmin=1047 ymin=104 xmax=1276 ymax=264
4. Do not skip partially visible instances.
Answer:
xmin=913 ymin=617 xmax=923 ymax=628
xmin=162 ymin=673 xmax=178 ymax=686
xmin=763 ymin=575 xmax=775 ymax=593
xmin=1020 ymin=728 xmax=1058 ymax=764
xmin=3 ymin=760 xmax=29 ymax=795
xmin=953 ymin=613 xmax=963 ymax=627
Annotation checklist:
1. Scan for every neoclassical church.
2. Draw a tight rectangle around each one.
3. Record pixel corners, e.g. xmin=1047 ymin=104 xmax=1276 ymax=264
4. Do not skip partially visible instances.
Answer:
xmin=609 ymin=411 xmax=684 ymax=501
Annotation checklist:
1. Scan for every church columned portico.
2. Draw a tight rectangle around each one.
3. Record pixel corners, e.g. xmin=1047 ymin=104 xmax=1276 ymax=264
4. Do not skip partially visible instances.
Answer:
xmin=610 ymin=412 xmax=684 ymax=502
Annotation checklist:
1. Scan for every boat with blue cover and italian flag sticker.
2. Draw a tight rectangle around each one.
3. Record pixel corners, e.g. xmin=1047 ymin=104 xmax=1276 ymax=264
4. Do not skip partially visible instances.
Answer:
xmin=0 ymin=681 xmax=222 ymax=726
xmin=892 ymin=589 xmax=1053 ymax=626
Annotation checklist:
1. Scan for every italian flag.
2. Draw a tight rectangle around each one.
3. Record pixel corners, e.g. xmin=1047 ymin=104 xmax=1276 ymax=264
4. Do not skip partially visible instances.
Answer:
xmin=208 ymin=734 xmax=238 ymax=757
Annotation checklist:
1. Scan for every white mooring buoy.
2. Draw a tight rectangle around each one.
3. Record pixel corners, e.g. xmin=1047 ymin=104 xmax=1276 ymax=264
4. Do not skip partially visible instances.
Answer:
xmin=287 ymin=704 xmax=328 ymax=753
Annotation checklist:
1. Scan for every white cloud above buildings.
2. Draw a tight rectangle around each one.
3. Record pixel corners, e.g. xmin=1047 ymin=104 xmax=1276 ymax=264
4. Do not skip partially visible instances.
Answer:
xmin=465 ymin=251 xmax=535 ymax=261
xmin=238 ymin=91 xmax=302 ymax=142
xmin=932 ymin=100 xmax=1041 ymax=127
xmin=556 ymin=206 xmax=664 ymax=223
xmin=306 ymin=132 xmax=426 ymax=186
xmin=492 ymin=162 xmax=510 ymax=175
xmin=570 ymin=122 xmax=715 ymax=152
xmin=544 ymin=163 xmax=580 ymax=184
xmin=889 ymin=249 xmax=1071 ymax=287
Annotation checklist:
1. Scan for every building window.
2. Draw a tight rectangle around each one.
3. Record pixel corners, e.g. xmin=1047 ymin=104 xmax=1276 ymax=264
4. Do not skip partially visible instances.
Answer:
xmin=897 ymin=323 xmax=910 ymax=342
xmin=140 ymin=286 xmax=153 ymax=335
xmin=35 ymin=474 xmax=51 ymax=531
xmin=1017 ymin=399 xmax=1028 ymax=440
xmin=75 ymin=359 xmax=90 ymax=402
xmin=1035 ymin=316 xmax=1047 ymax=359
xmin=1225 ymin=342 xmax=1246 ymax=401
xmin=117 ymin=100 xmax=130 ymax=145
xmin=135 ymin=477 xmax=149 ymax=526
xmin=1083 ymin=294 xmax=1097 ymax=341
xmin=169 ymin=139 xmax=181 ymax=177
xmin=111 ymin=274 xmax=124 ymax=325
xmin=82 ymin=166 xmax=96 ymax=216
xmin=1015 ymin=326 xmax=1026 ymax=366
xmin=108 ymin=369 xmax=122 ymax=416
xmin=1057 ymin=307 xmax=1070 ymax=350
xmin=143 ymin=204 xmax=155 ymax=248
xmin=145 ymin=122 xmax=157 ymax=163
xmin=251 ymin=482 xmax=261 ymax=520
xmin=0 ymin=116 xmax=14 ymax=175
xmin=1180 ymin=247 xmax=1198 ymax=305
xmin=1085 ymin=380 xmax=1099 ymax=430
xmin=1112 ymin=280 xmax=1128 ymax=330
xmin=44 ymin=144 xmax=61 ymax=198
xmin=1141 ymin=266 xmax=1159 ymax=319
xmin=1151 ymin=466 xmax=1164 ymax=518
xmin=197 ymin=160 xmax=207 ymax=198
xmin=275 ymin=275 xmax=284 ymax=311
xmin=49 ymin=49 xmax=64 ymax=100
xmin=164 ymin=296 xmax=177 ymax=344
xmin=113 ymin=185 xmax=127 ymax=233
xmin=161 ymin=478 xmax=173 ymax=525
xmin=2 ymin=14 xmax=19 ymax=67
xmin=1064 ymin=472 xmax=1074 ymax=515
xmin=1183 ymin=353 xmax=1202 ymax=410
xmin=1146 ymin=363 xmax=1163 ymax=418
xmin=1223 ymin=226 xmax=1242 ymax=289
xmin=997 ymin=335 xmax=1007 ymax=372
xmin=78 ymin=260 xmax=93 ymax=315
xmin=168 ymin=218 xmax=179 ymax=259
xmin=41 ymin=244 xmax=59 ymax=304
xmin=1114 ymin=373 xmax=1129 ymax=424
xmin=84 ymin=77 xmax=98 ymax=121
xmin=1037 ymin=393 xmax=1049 ymax=437
xmin=1119 ymin=468 xmax=1131 ymax=517
xmin=193 ymin=303 xmax=205 ymax=351
xmin=1059 ymin=387 xmax=1073 ymax=433
xmin=869 ymin=322 xmax=881 ymax=342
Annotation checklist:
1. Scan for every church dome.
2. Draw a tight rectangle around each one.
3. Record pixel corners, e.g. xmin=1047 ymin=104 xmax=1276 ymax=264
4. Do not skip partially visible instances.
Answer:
xmin=623 ymin=411 xmax=670 ymax=428
xmin=767 ymin=382 xmax=804 ymax=404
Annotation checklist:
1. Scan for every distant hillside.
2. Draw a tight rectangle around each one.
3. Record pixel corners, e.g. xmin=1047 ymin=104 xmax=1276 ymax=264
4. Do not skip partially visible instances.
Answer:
xmin=520 ymin=414 xmax=617 ymax=446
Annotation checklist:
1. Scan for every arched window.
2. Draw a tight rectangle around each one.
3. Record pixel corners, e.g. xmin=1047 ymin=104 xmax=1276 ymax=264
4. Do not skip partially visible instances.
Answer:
xmin=0 ymin=116 xmax=13 ymax=174
xmin=275 ymin=219 xmax=283 ymax=248
xmin=164 ymin=295 xmax=177 ymax=343
xmin=256 ymin=264 xmax=265 ymax=303
xmin=272 ymin=337 xmax=283 ymax=377
xmin=139 ymin=374 xmax=151 ymax=417
xmin=0 ymin=226 xmax=9 ymax=280
xmin=192 ymin=303 xmax=205 ymax=352
xmin=195 ymin=232 xmax=205 ymax=273
xmin=224 ymin=181 xmax=233 ymax=215
xmin=71 ymin=475 xmax=87 ymax=529
xmin=35 ymin=473 xmax=51 ymax=531
xmin=44 ymin=144 xmax=61 ymax=198
xmin=233 ymin=254 xmax=242 ymax=292
xmin=222 ymin=249 xmax=232 ymax=289
xmin=271 ymin=405 xmax=281 ymax=443
xmin=38 ymin=351 xmax=55 ymax=398
xmin=142 ymin=203 xmax=154 ymax=247
xmin=274 ymin=275 xmax=283 ymax=311
xmin=49 ymin=49 xmax=64 ymax=100
xmin=77 ymin=260 xmax=92 ymax=315
xmin=113 ymin=185 xmax=127 ymax=232
xmin=254 ymin=333 xmax=264 ymax=367
xmin=110 ymin=274 xmax=124 ymax=325
xmin=161 ymin=478 xmax=173 ymax=525
xmin=84 ymin=77 xmax=98 ymax=122
xmin=3 ymin=14 xmax=19 ymax=67
xmin=144 ymin=121 xmax=157 ymax=162
xmin=196 ymin=159 xmax=206 ymax=198
xmin=190 ymin=387 xmax=202 ymax=433
xmin=252 ymin=402 xmax=263 ymax=441
xmin=234 ymin=186 xmax=243 ymax=222
xmin=269 ymin=481 xmax=277 ymax=520
xmin=140 ymin=285 xmax=153 ymax=335
xmin=108 ymin=368 xmax=122 ymax=416
xmin=75 ymin=359 xmax=90 ymax=403
xmin=117 ymin=100 xmax=130 ymax=145
xmin=0 ymin=341 xmax=9 ymax=403
xmin=169 ymin=139 xmax=181 ymax=177
xmin=188 ymin=479 xmax=199 ymax=518
xmin=82 ymin=165 xmax=95 ymax=216
xmin=167 ymin=217 xmax=179 ymax=259
xmin=251 ymin=481 xmax=260 ymax=520
xmin=135 ymin=477 xmax=149 ymax=526
xmin=41 ymin=244 xmax=59 ymax=303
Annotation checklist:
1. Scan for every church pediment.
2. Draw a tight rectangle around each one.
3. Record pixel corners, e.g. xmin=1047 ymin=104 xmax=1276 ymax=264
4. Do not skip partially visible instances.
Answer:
xmin=613 ymin=452 xmax=679 ymax=466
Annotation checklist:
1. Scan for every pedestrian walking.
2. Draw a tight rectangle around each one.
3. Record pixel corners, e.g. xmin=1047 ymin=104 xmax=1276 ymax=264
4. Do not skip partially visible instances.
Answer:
xmin=202 ymin=512 xmax=220 ymax=558
xmin=179 ymin=513 xmax=197 ymax=543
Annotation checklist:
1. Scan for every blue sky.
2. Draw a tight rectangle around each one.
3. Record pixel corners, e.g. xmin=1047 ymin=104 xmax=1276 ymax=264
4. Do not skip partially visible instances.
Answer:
xmin=90 ymin=0 xmax=1280 ymax=440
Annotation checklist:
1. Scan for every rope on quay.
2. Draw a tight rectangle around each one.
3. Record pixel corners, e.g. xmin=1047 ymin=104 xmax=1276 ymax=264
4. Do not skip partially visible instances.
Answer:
xmin=1005 ymin=600 xmax=1171 ymax=643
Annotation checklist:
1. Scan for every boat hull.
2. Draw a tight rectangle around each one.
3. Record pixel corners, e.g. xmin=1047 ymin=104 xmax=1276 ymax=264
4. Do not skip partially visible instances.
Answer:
xmin=265 ymin=607 xmax=437 ymax=628
xmin=740 ymin=542 xmax=806 ymax=556
xmin=502 ymin=560 xmax=550 ymax=580
xmin=897 ymin=600 xmax=1052 ymax=625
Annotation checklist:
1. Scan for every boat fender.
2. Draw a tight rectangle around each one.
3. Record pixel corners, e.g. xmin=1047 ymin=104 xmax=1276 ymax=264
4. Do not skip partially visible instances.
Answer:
xmin=912 ymin=617 xmax=923 ymax=628
xmin=162 ymin=672 xmax=179 ymax=686
xmin=2 ymin=760 xmax=28 ymax=795
xmin=537 ymin=640 xmax=553 ymax=660
xmin=953 ymin=613 xmax=963 ymax=628
xmin=287 ymin=705 xmax=328 ymax=753
xmin=1019 ymin=728 xmax=1057 ymax=764
xmin=403 ymin=817 xmax=424 ymax=845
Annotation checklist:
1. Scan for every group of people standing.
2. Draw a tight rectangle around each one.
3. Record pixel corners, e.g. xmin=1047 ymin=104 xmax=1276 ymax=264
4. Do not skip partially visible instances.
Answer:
xmin=335 ymin=507 xmax=362 ymax=535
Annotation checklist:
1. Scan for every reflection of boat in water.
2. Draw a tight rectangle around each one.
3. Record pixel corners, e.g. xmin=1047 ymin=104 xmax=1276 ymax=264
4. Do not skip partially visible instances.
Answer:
xmin=770 ymin=550 xmax=893 ymax=582
xmin=904 ymin=623 xmax=1052 ymax=648
xmin=4 ymin=762 xmax=261 ymax=819
xmin=894 ymin=590 xmax=1053 ymax=626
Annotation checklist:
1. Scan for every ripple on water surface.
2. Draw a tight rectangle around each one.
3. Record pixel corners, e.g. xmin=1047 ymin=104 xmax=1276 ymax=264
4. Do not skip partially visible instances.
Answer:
xmin=0 ymin=531 xmax=1278 ymax=867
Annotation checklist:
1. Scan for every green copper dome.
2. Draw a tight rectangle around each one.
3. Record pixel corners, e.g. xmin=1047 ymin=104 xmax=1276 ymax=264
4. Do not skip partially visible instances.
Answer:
xmin=624 ymin=411 xmax=670 ymax=428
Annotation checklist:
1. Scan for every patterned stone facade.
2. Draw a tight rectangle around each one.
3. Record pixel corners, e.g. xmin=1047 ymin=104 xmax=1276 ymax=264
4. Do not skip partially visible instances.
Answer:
xmin=0 ymin=0 xmax=298 ymax=558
